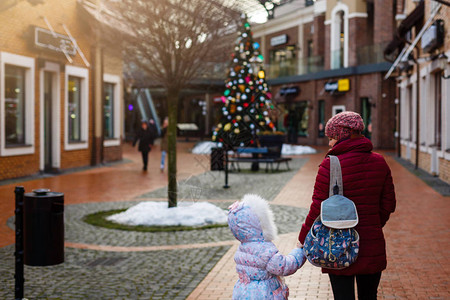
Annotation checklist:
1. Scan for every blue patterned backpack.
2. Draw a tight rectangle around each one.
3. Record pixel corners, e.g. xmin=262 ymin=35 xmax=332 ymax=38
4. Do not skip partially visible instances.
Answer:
xmin=304 ymin=155 xmax=359 ymax=269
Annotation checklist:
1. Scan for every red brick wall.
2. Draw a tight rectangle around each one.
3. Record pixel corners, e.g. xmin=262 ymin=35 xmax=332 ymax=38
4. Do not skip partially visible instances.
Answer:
xmin=104 ymin=145 xmax=123 ymax=162
xmin=324 ymin=25 xmax=331 ymax=70
xmin=303 ymin=21 xmax=314 ymax=54
xmin=439 ymin=157 xmax=450 ymax=184
xmin=348 ymin=17 xmax=368 ymax=66
xmin=313 ymin=14 xmax=325 ymax=58
xmin=374 ymin=0 xmax=395 ymax=44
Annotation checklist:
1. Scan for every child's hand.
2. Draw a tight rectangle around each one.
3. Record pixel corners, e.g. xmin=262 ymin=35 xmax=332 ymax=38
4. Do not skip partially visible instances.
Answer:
xmin=296 ymin=241 xmax=303 ymax=248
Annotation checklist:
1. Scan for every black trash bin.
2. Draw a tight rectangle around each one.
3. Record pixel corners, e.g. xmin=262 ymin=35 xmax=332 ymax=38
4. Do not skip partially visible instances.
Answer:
xmin=210 ymin=147 xmax=224 ymax=171
xmin=23 ymin=189 xmax=64 ymax=266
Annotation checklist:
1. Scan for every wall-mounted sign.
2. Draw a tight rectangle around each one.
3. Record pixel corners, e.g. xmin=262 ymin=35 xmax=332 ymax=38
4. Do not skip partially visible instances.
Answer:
xmin=270 ymin=34 xmax=288 ymax=47
xmin=34 ymin=27 xmax=76 ymax=55
xmin=421 ymin=19 xmax=444 ymax=53
xmin=325 ymin=79 xmax=350 ymax=93
xmin=325 ymin=81 xmax=338 ymax=92
xmin=337 ymin=78 xmax=350 ymax=92
xmin=279 ymin=86 xmax=300 ymax=96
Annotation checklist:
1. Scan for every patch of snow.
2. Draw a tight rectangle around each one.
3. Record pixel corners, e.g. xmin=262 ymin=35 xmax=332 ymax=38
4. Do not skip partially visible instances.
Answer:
xmin=192 ymin=141 xmax=217 ymax=155
xmin=191 ymin=141 xmax=317 ymax=155
xmin=106 ymin=201 xmax=228 ymax=227
xmin=281 ymin=144 xmax=317 ymax=155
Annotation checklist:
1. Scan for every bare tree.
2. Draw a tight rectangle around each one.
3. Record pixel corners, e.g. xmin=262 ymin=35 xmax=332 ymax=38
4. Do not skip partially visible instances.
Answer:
xmin=114 ymin=0 xmax=240 ymax=207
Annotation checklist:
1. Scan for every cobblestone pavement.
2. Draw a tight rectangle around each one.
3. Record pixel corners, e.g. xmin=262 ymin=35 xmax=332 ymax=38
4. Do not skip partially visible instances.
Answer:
xmin=1 ymin=141 xmax=449 ymax=299
xmin=139 ymin=158 xmax=307 ymax=202
xmin=6 ymin=201 xmax=307 ymax=247
xmin=0 ymin=143 xmax=308 ymax=299
xmin=0 ymin=244 xmax=230 ymax=299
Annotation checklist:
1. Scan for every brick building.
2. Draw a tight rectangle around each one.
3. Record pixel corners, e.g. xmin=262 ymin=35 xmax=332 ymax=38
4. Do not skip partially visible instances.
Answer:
xmin=384 ymin=0 xmax=450 ymax=183
xmin=0 ymin=0 xmax=124 ymax=181
xmin=252 ymin=0 xmax=398 ymax=148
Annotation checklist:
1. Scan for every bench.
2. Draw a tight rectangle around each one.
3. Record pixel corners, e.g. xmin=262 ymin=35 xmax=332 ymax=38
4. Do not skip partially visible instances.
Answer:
xmin=228 ymin=147 xmax=292 ymax=173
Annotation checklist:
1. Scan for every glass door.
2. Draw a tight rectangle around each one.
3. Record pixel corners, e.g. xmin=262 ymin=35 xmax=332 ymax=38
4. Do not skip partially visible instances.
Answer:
xmin=44 ymin=71 xmax=53 ymax=171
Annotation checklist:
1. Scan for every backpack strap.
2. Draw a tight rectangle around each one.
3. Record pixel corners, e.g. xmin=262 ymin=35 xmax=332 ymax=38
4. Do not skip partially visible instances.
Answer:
xmin=328 ymin=155 xmax=343 ymax=196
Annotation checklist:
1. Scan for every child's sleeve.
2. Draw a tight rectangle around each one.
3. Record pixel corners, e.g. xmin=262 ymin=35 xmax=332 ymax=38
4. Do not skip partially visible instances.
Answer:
xmin=266 ymin=247 xmax=306 ymax=276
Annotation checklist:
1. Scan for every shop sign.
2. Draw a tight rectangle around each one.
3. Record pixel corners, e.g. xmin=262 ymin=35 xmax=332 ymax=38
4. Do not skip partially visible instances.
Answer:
xmin=338 ymin=78 xmax=350 ymax=92
xmin=34 ymin=27 xmax=76 ymax=55
xmin=325 ymin=81 xmax=338 ymax=92
xmin=325 ymin=79 xmax=350 ymax=93
xmin=421 ymin=20 xmax=444 ymax=53
xmin=279 ymin=86 xmax=300 ymax=96
xmin=270 ymin=34 xmax=288 ymax=46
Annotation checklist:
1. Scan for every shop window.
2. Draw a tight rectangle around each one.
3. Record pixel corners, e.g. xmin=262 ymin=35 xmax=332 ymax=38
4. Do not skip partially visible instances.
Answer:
xmin=318 ymin=100 xmax=325 ymax=137
xmin=284 ymin=102 xmax=309 ymax=143
xmin=68 ymin=76 xmax=81 ymax=142
xmin=434 ymin=72 xmax=442 ymax=148
xmin=1 ymin=52 xmax=35 ymax=157
xmin=65 ymin=65 xmax=89 ymax=150
xmin=5 ymin=65 xmax=26 ymax=145
xmin=360 ymin=98 xmax=372 ymax=139
xmin=104 ymin=82 xmax=114 ymax=139
xmin=103 ymin=74 xmax=121 ymax=147
xmin=269 ymin=45 xmax=297 ymax=77
xmin=296 ymin=101 xmax=309 ymax=137
xmin=408 ymin=84 xmax=414 ymax=142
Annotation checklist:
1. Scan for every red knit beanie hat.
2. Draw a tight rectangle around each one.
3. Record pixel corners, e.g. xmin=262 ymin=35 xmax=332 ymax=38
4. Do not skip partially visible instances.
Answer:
xmin=325 ymin=111 xmax=365 ymax=141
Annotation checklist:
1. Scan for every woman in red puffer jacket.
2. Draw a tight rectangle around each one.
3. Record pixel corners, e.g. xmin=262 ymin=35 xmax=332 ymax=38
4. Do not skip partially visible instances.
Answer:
xmin=298 ymin=111 xmax=396 ymax=300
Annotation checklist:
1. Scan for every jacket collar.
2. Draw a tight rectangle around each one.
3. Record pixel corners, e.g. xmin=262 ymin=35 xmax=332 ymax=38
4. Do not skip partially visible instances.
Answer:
xmin=327 ymin=136 xmax=373 ymax=156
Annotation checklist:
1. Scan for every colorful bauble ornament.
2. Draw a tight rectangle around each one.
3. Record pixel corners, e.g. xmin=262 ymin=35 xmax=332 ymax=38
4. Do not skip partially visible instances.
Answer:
xmin=258 ymin=70 xmax=265 ymax=79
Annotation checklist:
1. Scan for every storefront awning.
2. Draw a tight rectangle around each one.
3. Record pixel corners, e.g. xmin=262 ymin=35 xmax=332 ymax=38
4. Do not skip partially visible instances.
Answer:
xmin=397 ymin=1 xmax=424 ymax=37
xmin=384 ymin=3 xmax=442 ymax=79
xmin=78 ymin=0 xmax=134 ymax=37
xmin=384 ymin=0 xmax=424 ymax=58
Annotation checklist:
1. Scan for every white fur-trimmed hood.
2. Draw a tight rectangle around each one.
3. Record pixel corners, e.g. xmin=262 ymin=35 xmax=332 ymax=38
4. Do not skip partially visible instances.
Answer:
xmin=241 ymin=194 xmax=278 ymax=241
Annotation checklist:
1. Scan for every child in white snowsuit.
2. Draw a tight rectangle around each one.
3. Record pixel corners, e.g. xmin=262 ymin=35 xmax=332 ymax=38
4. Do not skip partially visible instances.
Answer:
xmin=228 ymin=194 xmax=306 ymax=299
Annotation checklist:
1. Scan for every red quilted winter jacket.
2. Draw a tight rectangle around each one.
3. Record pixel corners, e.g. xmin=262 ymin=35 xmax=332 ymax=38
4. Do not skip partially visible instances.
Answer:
xmin=298 ymin=136 xmax=396 ymax=275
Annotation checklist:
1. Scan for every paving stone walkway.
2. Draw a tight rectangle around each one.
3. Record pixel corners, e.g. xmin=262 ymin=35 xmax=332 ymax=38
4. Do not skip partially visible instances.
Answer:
xmin=1 ymin=142 xmax=449 ymax=299
xmin=0 ymin=151 xmax=308 ymax=299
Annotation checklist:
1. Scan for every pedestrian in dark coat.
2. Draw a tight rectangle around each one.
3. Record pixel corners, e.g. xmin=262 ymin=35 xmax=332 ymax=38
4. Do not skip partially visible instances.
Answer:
xmin=298 ymin=111 xmax=396 ymax=300
xmin=133 ymin=120 xmax=156 ymax=171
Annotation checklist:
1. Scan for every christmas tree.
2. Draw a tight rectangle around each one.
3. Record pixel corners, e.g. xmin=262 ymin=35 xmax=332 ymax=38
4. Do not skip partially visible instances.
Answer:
xmin=212 ymin=15 xmax=275 ymax=149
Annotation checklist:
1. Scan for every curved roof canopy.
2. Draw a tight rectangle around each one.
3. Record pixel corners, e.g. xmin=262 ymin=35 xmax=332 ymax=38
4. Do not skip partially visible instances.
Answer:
xmin=222 ymin=0 xmax=293 ymax=23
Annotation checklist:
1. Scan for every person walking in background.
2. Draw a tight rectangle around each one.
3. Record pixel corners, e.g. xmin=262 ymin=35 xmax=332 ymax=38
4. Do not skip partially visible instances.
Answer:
xmin=159 ymin=117 xmax=168 ymax=173
xmin=133 ymin=120 xmax=156 ymax=171
xmin=148 ymin=118 xmax=158 ymax=138
xmin=228 ymin=194 xmax=306 ymax=299
xmin=284 ymin=110 xmax=298 ymax=144
xmin=298 ymin=111 xmax=396 ymax=300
